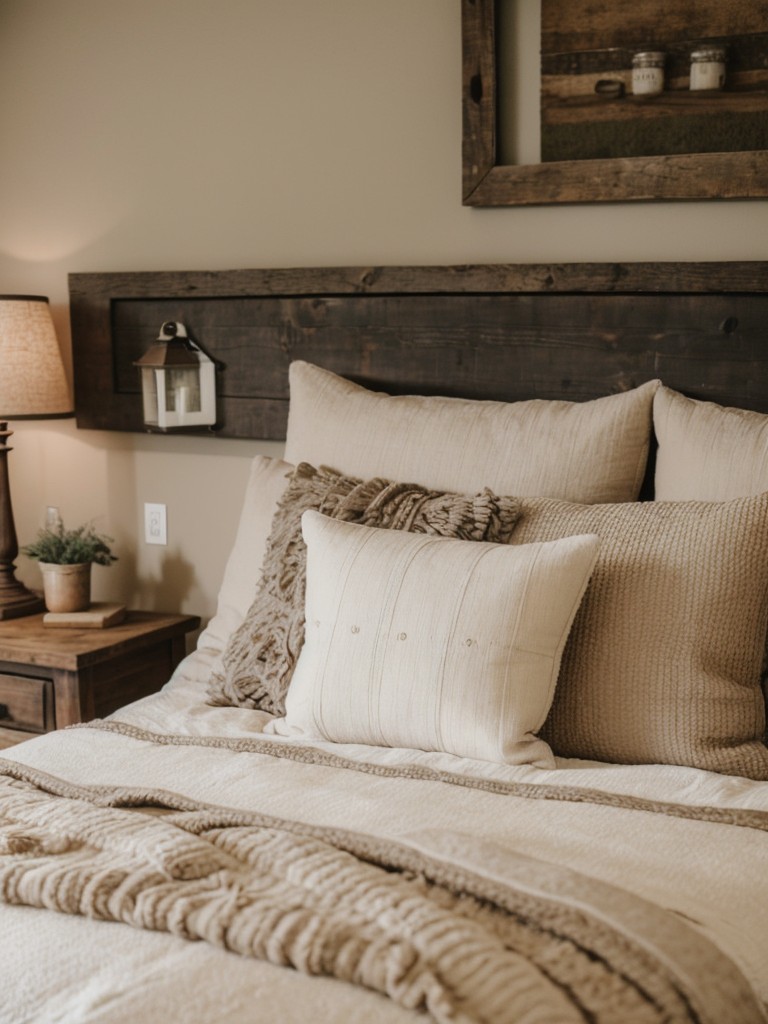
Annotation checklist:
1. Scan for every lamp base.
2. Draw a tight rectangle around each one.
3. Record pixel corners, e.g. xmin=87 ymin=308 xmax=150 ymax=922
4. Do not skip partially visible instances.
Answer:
xmin=0 ymin=422 xmax=46 ymax=619
xmin=0 ymin=574 xmax=45 ymax=619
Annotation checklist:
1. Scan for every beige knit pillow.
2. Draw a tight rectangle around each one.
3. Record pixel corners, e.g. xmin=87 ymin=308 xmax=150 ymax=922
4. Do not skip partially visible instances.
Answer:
xmin=653 ymin=387 xmax=768 ymax=732
xmin=511 ymin=493 xmax=768 ymax=779
xmin=269 ymin=511 xmax=599 ymax=766
xmin=285 ymin=362 xmax=658 ymax=503
xmin=208 ymin=463 xmax=522 ymax=715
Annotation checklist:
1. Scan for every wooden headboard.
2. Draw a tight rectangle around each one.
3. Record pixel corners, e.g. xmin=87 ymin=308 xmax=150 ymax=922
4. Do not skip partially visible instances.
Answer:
xmin=69 ymin=262 xmax=768 ymax=440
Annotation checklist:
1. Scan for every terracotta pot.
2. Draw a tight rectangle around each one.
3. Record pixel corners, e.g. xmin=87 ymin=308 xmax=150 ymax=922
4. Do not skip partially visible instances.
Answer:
xmin=39 ymin=562 xmax=92 ymax=613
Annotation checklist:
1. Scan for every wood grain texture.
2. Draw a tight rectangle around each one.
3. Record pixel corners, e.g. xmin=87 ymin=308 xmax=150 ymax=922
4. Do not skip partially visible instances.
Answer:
xmin=541 ymin=0 xmax=764 ymax=56
xmin=539 ymin=0 xmax=768 ymax=163
xmin=462 ymin=0 xmax=496 ymax=198
xmin=0 ymin=672 xmax=52 ymax=732
xmin=542 ymin=92 xmax=768 ymax=127
xmin=0 ymin=611 xmax=200 ymax=671
xmin=0 ymin=612 xmax=200 ymax=741
xmin=467 ymin=151 xmax=768 ymax=204
xmin=71 ymin=262 xmax=768 ymax=440
xmin=462 ymin=0 xmax=768 ymax=205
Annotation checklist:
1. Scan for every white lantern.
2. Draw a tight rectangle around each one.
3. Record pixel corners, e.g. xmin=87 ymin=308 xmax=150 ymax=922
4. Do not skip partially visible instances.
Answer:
xmin=134 ymin=321 xmax=216 ymax=431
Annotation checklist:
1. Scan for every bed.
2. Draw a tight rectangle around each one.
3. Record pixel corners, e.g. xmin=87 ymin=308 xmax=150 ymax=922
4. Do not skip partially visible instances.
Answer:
xmin=2 ymin=262 xmax=768 ymax=1023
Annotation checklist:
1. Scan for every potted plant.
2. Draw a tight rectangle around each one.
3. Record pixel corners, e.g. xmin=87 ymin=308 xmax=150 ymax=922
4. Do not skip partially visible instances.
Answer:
xmin=22 ymin=520 xmax=117 ymax=613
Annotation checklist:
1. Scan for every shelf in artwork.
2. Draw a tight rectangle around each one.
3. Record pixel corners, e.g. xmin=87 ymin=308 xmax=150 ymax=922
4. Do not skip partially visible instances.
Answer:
xmin=542 ymin=88 xmax=768 ymax=126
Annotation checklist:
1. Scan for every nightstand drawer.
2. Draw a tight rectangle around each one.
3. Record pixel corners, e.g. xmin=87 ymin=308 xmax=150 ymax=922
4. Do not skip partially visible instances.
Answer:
xmin=0 ymin=673 xmax=54 ymax=734
xmin=0 ymin=611 xmax=199 ymax=739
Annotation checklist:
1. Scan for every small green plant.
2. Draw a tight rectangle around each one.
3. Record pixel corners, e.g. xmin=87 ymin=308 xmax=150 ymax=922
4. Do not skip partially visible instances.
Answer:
xmin=22 ymin=521 xmax=117 ymax=566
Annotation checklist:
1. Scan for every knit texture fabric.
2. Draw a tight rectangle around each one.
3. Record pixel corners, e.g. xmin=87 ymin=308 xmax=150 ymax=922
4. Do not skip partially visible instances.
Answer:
xmin=208 ymin=463 xmax=521 ymax=715
xmin=2 ymin=770 xmax=762 ymax=1024
xmin=512 ymin=492 xmax=768 ymax=779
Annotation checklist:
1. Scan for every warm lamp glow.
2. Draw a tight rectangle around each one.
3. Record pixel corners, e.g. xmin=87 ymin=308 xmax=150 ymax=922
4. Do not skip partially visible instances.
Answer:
xmin=0 ymin=295 xmax=73 ymax=619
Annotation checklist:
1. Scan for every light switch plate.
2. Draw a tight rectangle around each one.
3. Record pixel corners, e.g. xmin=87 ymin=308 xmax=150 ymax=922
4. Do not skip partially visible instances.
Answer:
xmin=144 ymin=502 xmax=167 ymax=545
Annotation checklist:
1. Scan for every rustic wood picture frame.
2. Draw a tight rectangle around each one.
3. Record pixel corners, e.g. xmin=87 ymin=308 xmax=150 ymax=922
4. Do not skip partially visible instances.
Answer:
xmin=462 ymin=0 xmax=768 ymax=206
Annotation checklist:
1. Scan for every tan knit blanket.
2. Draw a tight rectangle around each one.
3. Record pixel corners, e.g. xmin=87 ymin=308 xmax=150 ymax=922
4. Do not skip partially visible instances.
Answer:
xmin=0 ymin=767 xmax=763 ymax=1024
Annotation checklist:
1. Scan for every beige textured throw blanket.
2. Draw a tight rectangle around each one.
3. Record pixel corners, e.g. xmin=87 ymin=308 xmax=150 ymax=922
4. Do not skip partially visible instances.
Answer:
xmin=0 ymin=759 xmax=764 ymax=1024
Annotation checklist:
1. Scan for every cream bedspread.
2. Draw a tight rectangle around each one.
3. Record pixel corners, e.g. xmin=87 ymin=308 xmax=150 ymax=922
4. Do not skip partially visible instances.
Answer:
xmin=1 ymin=665 xmax=768 ymax=1023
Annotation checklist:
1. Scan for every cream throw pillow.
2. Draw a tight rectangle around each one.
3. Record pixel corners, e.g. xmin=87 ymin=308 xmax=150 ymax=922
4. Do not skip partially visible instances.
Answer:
xmin=269 ymin=511 xmax=599 ymax=767
xmin=654 ymin=386 xmax=768 ymax=500
xmin=511 ymin=493 xmax=768 ymax=779
xmin=285 ymin=362 xmax=658 ymax=503
xmin=195 ymin=455 xmax=293 ymax=665
xmin=208 ymin=464 xmax=522 ymax=715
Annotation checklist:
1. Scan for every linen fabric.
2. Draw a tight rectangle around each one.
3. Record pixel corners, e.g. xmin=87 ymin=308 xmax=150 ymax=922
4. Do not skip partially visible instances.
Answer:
xmin=5 ymin=720 xmax=768 ymax=1022
xmin=654 ymin=385 xmax=768 ymax=500
xmin=208 ymin=463 xmax=522 ymax=716
xmin=270 ymin=511 xmax=599 ymax=766
xmin=193 ymin=455 xmax=293 ymax=668
xmin=285 ymin=361 xmax=659 ymax=503
xmin=510 ymin=493 xmax=768 ymax=779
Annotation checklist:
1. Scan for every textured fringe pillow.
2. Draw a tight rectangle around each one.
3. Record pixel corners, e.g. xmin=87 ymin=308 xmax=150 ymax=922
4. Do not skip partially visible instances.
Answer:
xmin=511 ymin=492 xmax=768 ymax=779
xmin=207 ymin=463 xmax=522 ymax=715
xmin=268 ymin=511 xmax=599 ymax=766
xmin=285 ymin=361 xmax=658 ymax=503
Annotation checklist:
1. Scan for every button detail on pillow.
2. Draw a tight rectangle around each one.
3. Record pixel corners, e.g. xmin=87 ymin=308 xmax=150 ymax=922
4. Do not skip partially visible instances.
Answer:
xmin=268 ymin=511 xmax=599 ymax=766
xmin=208 ymin=463 xmax=522 ymax=716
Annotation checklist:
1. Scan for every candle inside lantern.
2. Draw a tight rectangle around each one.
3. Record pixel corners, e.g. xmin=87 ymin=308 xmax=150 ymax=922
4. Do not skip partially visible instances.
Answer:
xmin=175 ymin=385 xmax=190 ymax=415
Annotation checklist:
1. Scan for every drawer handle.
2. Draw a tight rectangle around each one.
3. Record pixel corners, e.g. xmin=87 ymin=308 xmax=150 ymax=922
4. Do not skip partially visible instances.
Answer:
xmin=0 ymin=703 xmax=8 ymax=721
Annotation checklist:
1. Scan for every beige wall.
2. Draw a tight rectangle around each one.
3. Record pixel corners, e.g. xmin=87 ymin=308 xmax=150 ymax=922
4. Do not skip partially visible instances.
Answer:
xmin=1 ymin=0 xmax=767 ymax=624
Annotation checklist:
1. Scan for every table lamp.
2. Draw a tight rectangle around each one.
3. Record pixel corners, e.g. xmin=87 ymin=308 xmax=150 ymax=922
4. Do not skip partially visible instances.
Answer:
xmin=0 ymin=296 xmax=73 ymax=618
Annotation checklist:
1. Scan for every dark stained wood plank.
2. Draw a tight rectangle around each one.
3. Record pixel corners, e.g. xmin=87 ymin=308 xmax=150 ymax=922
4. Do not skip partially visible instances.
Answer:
xmin=542 ymin=91 xmax=768 ymax=127
xmin=541 ymin=0 xmax=761 ymax=57
xmin=89 ymin=642 xmax=176 ymax=720
xmin=461 ymin=0 xmax=496 ymax=199
xmin=70 ymin=263 xmax=768 ymax=441
xmin=70 ymin=262 xmax=768 ymax=301
xmin=541 ymin=102 xmax=768 ymax=161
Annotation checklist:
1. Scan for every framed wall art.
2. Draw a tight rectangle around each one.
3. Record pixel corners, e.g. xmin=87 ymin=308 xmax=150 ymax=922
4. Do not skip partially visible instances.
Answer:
xmin=462 ymin=0 xmax=768 ymax=205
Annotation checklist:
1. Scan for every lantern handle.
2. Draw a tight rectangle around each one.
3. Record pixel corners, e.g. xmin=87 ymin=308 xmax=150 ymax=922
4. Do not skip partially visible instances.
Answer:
xmin=158 ymin=322 xmax=225 ymax=372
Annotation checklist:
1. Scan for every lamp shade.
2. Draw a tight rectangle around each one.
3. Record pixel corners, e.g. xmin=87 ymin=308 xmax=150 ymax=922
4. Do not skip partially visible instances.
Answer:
xmin=0 ymin=296 xmax=73 ymax=418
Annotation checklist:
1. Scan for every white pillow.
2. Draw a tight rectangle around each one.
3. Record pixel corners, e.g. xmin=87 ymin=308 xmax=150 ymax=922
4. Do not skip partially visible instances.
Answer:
xmin=268 ymin=511 xmax=599 ymax=766
xmin=180 ymin=455 xmax=293 ymax=682
xmin=654 ymin=385 xmax=768 ymax=500
xmin=285 ymin=361 xmax=658 ymax=503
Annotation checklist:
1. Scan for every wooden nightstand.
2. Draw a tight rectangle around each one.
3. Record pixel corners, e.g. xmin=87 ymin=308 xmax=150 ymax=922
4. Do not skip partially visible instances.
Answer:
xmin=0 ymin=611 xmax=200 ymax=749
